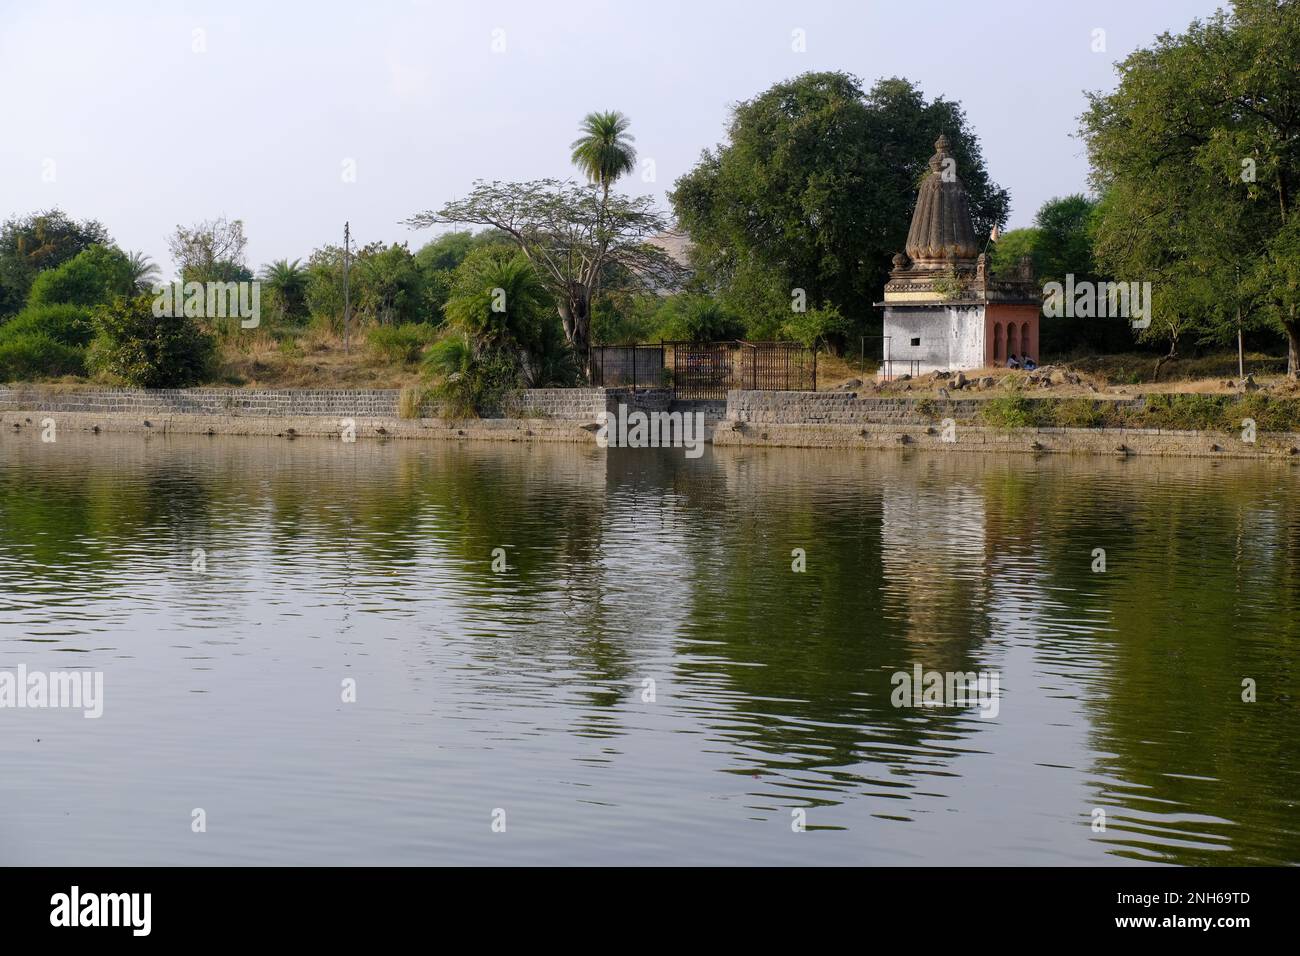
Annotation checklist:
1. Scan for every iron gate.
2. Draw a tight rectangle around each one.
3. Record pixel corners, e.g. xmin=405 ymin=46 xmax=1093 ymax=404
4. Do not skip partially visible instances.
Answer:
xmin=668 ymin=341 xmax=817 ymax=400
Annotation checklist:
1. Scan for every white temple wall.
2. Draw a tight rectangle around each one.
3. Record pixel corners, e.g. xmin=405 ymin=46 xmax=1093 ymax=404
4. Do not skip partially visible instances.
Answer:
xmin=882 ymin=305 xmax=987 ymax=375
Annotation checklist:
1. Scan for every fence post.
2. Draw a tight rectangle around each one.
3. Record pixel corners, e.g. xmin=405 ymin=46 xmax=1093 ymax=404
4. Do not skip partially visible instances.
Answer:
xmin=632 ymin=344 xmax=637 ymax=390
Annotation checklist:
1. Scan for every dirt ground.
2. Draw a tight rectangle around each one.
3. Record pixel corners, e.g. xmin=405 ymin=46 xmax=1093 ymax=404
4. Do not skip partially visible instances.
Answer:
xmin=817 ymin=351 xmax=1300 ymax=399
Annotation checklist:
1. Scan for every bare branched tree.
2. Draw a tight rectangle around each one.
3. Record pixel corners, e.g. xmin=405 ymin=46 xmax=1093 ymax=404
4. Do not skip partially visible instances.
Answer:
xmin=406 ymin=179 xmax=685 ymax=370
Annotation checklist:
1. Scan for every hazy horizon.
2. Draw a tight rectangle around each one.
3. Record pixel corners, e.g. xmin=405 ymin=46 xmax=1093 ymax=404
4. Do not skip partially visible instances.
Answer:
xmin=1 ymin=0 xmax=1225 ymax=276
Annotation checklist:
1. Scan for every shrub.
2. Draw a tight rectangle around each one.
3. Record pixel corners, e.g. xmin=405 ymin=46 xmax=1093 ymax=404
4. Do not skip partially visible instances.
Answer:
xmin=397 ymin=384 xmax=429 ymax=419
xmin=979 ymin=395 xmax=1040 ymax=429
xmin=1052 ymin=398 xmax=1107 ymax=428
xmin=1237 ymin=394 xmax=1300 ymax=433
xmin=368 ymin=323 xmax=437 ymax=364
xmin=652 ymin=294 xmax=745 ymax=342
xmin=27 ymin=245 xmax=134 ymax=309
xmin=423 ymin=334 xmax=519 ymax=417
xmin=0 ymin=333 xmax=84 ymax=380
xmin=781 ymin=305 xmax=850 ymax=349
xmin=0 ymin=303 xmax=95 ymax=348
xmin=87 ymin=295 xmax=215 ymax=388
xmin=1134 ymin=394 xmax=1229 ymax=431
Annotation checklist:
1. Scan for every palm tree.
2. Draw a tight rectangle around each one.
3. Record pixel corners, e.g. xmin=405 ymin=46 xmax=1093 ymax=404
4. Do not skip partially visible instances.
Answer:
xmin=258 ymin=258 xmax=309 ymax=322
xmin=570 ymin=111 xmax=637 ymax=204
xmin=126 ymin=250 xmax=162 ymax=293
xmin=444 ymin=249 xmax=556 ymax=385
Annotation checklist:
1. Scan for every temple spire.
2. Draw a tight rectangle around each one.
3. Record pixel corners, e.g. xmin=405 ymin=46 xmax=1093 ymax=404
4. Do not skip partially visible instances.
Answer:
xmin=903 ymin=134 xmax=979 ymax=267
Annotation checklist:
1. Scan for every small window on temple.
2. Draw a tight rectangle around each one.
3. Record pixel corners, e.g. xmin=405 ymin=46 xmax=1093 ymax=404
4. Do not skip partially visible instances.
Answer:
xmin=910 ymin=337 xmax=920 ymax=347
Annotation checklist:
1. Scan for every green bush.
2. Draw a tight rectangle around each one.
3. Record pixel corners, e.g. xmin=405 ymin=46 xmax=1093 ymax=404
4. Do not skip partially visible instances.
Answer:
xmin=1236 ymin=394 xmax=1300 ymax=433
xmin=27 ymin=245 xmax=134 ymax=309
xmin=1051 ymin=398 xmax=1107 ymax=428
xmin=781 ymin=305 xmax=850 ymax=349
xmin=1134 ymin=394 xmax=1229 ymax=431
xmin=0 ymin=303 xmax=95 ymax=347
xmin=367 ymin=322 xmax=437 ymax=364
xmin=87 ymin=295 xmax=215 ymax=388
xmin=0 ymin=333 xmax=85 ymax=380
xmin=652 ymin=294 xmax=745 ymax=342
xmin=423 ymin=335 xmax=519 ymax=417
xmin=979 ymin=395 xmax=1041 ymax=429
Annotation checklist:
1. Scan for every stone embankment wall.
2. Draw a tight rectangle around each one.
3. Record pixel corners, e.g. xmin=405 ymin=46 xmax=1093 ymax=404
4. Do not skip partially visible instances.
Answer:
xmin=0 ymin=385 xmax=669 ymax=422
xmin=717 ymin=390 xmax=1298 ymax=460
xmin=0 ymin=385 xmax=401 ymax=417
xmin=726 ymin=389 xmax=1147 ymax=426
xmin=3 ymin=385 xmax=1297 ymax=461
xmin=0 ymin=385 xmax=672 ymax=445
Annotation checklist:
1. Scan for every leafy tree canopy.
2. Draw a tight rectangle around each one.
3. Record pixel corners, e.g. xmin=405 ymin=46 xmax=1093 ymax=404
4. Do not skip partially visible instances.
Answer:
xmin=670 ymin=71 xmax=1009 ymax=344
xmin=28 ymin=244 xmax=134 ymax=309
xmin=1081 ymin=0 xmax=1300 ymax=373
xmin=0 ymin=209 xmax=111 ymax=318
xmin=407 ymin=179 xmax=685 ymax=361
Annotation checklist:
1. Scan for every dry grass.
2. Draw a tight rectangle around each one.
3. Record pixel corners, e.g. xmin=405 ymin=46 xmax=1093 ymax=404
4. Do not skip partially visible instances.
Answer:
xmin=214 ymin=325 xmax=424 ymax=389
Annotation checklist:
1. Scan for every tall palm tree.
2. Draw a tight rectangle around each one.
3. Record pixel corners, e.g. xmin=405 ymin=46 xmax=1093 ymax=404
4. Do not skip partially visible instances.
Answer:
xmin=570 ymin=111 xmax=637 ymax=204
xmin=259 ymin=258 xmax=309 ymax=322
xmin=126 ymin=250 xmax=162 ymax=293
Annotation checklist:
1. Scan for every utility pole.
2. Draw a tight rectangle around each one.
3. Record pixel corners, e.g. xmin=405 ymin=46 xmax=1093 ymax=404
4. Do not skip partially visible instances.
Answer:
xmin=343 ymin=221 xmax=352 ymax=355
xmin=1238 ymin=305 xmax=1245 ymax=380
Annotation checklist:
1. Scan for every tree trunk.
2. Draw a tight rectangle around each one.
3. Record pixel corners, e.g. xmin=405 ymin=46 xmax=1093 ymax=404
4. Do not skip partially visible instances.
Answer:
xmin=557 ymin=287 xmax=593 ymax=380
xmin=1285 ymin=314 xmax=1300 ymax=380
xmin=1152 ymin=340 xmax=1178 ymax=382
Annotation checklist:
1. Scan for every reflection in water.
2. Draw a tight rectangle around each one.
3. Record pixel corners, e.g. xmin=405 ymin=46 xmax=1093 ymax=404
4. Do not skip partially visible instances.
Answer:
xmin=0 ymin=434 xmax=1296 ymax=865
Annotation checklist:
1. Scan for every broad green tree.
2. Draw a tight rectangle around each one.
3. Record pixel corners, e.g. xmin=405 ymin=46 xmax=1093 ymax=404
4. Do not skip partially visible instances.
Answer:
xmin=671 ymin=72 xmax=1009 ymax=343
xmin=27 ymin=245 xmax=134 ymax=309
xmin=0 ymin=209 xmax=111 ymax=318
xmin=1082 ymin=0 xmax=1300 ymax=376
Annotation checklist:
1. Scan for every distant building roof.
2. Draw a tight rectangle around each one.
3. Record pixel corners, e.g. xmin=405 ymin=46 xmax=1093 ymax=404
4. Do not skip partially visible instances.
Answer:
xmin=647 ymin=230 xmax=693 ymax=269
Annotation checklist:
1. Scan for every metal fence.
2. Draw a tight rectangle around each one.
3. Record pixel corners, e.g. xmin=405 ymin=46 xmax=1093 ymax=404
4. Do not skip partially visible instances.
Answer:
xmin=667 ymin=341 xmax=817 ymax=400
xmin=591 ymin=344 xmax=667 ymax=388
xmin=858 ymin=335 xmax=920 ymax=381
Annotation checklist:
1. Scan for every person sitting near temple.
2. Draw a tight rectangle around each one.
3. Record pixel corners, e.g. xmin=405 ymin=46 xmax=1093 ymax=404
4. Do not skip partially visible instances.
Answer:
xmin=1006 ymin=353 xmax=1021 ymax=369
xmin=1021 ymin=354 xmax=1037 ymax=371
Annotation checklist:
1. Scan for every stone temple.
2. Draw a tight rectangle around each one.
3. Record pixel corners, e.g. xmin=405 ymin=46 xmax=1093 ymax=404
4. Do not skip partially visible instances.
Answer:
xmin=877 ymin=135 xmax=1040 ymax=377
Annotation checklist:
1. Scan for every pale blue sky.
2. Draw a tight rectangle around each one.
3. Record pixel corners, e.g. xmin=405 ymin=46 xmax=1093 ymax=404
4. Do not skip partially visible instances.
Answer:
xmin=0 ymin=0 xmax=1225 ymax=276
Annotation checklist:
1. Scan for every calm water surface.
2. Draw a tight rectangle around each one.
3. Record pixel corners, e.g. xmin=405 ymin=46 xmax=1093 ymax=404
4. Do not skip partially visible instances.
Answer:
xmin=1 ymin=432 xmax=1297 ymax=865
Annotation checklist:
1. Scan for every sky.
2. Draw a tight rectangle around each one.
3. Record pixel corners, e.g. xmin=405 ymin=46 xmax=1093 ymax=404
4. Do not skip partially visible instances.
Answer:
xmin=0 ymin=0 xmax=1227 ymax=277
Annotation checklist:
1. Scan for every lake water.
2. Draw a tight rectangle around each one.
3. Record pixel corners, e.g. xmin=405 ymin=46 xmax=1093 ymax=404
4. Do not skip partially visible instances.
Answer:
xmin=1 ymin=432 xmax=1297 ymax=866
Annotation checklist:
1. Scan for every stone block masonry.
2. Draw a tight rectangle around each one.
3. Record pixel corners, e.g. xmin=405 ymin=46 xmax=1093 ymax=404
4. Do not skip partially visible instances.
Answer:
xmin=0 ymin=385 xmax=671 ymax=422
xmin=0 ymin=385 xmax=401 ymax=418
xmin=727 ymin=389 xmax=985 ymax=425
xmin=3 ymin=385 xmax=1296 ymax=462
xmin=725 ymin=389 xmax=1149 ymax=426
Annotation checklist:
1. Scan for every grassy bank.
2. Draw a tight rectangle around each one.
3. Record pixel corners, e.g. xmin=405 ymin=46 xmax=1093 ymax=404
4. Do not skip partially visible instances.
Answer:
xmin=976 ymin=392 xmax=1300 ymax=433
